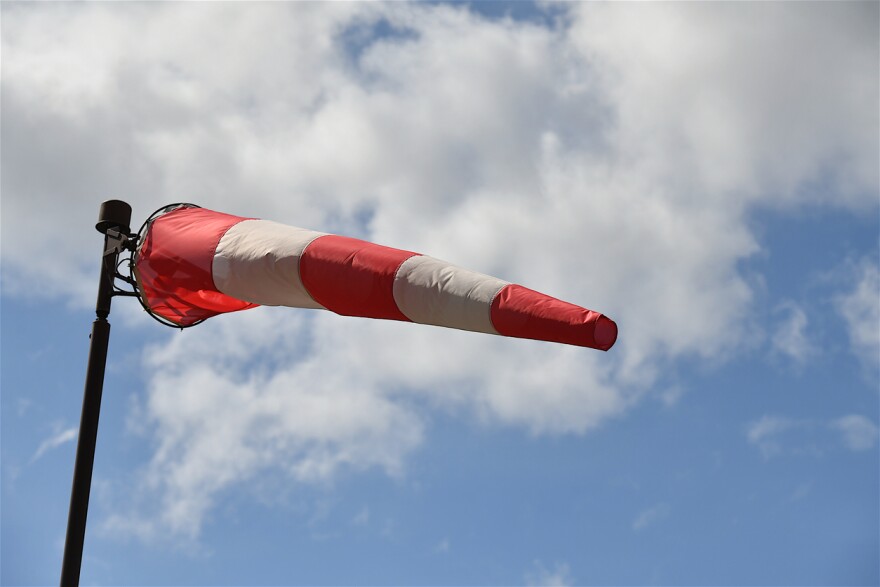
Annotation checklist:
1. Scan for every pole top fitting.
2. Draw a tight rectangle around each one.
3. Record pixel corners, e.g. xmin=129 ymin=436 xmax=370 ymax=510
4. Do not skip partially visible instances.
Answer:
xmin=96 ymin=200 xmax=132 ymax=235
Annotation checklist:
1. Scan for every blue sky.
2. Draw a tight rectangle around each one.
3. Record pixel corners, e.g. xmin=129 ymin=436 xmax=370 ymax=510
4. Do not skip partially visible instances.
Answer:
xmin=2 ymin=2 xmax=878 ymax=585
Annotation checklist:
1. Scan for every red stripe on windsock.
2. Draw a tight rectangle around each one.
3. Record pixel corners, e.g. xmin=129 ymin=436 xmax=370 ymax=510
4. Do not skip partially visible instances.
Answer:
xmin=490 ymin=284 xmax=618 ymax=350
xmin=300 ymin=235 xmax=418 ymax=321
xmin=135 ymin=207 xmax=258 ymax=326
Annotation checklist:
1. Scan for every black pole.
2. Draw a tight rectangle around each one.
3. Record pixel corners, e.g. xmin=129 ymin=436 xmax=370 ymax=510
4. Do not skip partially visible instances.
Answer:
xmin=60 ymin=200 xmax=132 ymax=587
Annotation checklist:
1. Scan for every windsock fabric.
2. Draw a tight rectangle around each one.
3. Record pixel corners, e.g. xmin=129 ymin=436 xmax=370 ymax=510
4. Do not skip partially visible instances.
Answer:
xmin=134 ymin=205 xmax=617 ymax=350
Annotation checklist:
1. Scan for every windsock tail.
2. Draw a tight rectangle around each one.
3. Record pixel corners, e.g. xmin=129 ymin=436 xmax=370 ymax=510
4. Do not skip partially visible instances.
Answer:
xmin=134 ymin=205 xmax=617 ymax=350
xmin=490 ymin=284 xmax=618 ymax=351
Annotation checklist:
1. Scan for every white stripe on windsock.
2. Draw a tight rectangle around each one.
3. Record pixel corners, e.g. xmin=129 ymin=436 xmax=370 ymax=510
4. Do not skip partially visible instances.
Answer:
xmin=212 ymin=219 xmax=327 ymax=308
xmin=392 ymin=255 xmax=509 ymax=335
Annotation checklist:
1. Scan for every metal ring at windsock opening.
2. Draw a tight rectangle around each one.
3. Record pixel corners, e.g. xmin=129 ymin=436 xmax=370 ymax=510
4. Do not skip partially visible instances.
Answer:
xmin=132 ymin=203 xmax=219 ymax=328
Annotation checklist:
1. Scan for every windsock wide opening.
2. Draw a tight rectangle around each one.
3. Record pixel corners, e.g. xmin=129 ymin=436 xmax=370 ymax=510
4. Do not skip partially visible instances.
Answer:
xmin=133 ymin=204 xmax=258 ymax=327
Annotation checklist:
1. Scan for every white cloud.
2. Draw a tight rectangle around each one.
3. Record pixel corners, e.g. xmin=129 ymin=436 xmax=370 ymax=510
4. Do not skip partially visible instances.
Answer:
xmin=107 ymin=308 xmax=424 ymax=541
xmin=747 ymin=415 xmax=796 ymax=444
xmin=746 ymin=415 xmax=803 ymax=459
xmin=525 ymin=561 xmax=573 ymax=587
xmin=2 ymin=2 xmax=877 ymax=540
xmin=836 ymin=259 xmax=880 ymax=370
xmin=771 ymin=302 xmax=816 ymax=365
xmin=831 ymin=415 xmax=879 ymax=451
xmin=566 ymin=2 xmax=878 ymax=207
xmin=747 ymin=414 xmax=878 ymax=457
xmin=31 ymin=427 xmax=78 ymax=463
xmin=632 ymin=502 xmax=671 ymax=532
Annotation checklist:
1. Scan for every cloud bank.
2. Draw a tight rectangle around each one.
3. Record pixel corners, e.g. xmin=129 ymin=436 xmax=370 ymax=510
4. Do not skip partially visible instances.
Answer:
xmin=2 ymin=1 xmax=877 ymax=539
xmin=747 ymin=414 xmax=879 ymax=458
xmin=836 ymin=259 xmax=880 ymax=370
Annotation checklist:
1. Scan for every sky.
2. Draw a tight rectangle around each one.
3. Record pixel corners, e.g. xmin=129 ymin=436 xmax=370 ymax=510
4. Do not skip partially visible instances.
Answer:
xmin=1 ymin=1 xmax=878 ymax=585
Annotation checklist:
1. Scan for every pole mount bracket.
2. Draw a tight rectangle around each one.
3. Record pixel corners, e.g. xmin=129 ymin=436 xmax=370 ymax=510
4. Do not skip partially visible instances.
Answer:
xmin=103 ymin=229 xmax=129 ymax=257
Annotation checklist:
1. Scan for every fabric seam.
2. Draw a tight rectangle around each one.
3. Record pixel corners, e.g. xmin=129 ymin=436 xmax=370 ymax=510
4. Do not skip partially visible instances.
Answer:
xmin=390 ymin=253 xmax=422 ymax=322
xmin=211 ymin=218 xmax=256 ymax=294
xmin=487 ymin=282 xmax=511 ymax=334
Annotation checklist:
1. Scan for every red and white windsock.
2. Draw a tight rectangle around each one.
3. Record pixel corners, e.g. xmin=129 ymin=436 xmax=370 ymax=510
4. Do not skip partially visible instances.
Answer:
xmin=134 ymin=205 xmax=617 ymax=350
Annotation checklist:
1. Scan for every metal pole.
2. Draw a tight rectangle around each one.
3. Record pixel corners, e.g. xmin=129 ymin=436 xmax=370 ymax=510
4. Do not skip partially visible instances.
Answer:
xmin=60 ymin=200 xmax=132 ymax=587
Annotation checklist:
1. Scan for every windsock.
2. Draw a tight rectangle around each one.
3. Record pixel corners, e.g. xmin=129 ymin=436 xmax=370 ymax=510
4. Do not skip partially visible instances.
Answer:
xmin=134 ymin=205 xmax=617 ymax=350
